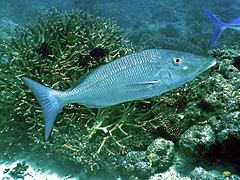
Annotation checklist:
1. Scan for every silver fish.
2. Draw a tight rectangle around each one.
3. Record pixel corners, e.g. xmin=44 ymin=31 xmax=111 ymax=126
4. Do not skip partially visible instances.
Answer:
xmin=22 ymin=49 xmax=216 ymax=140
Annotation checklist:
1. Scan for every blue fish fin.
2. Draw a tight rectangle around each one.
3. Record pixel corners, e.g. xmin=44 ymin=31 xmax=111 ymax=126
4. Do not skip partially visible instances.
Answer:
xmin=137 ymin=80 xmax=160 ymax=86
xmin=21 ymin=77 xmax=64 ymax=141
xmin=230 ymin=16 xmax=240 ymax=24
xmin=230 ymin=26 xmax=240 ymax=32
xmin=127 ymin=80 xmax=161 ymax=90
xmin=228 ymin=17 xmax=240 ymax=32
xmin=202 ymin=6 xmax=226 ymax=47
xmin=209 ymin=28 xmax=223 ymax=48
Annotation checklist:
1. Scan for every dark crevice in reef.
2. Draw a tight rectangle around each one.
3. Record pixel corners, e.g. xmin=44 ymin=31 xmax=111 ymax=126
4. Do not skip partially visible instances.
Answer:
xmin=233 ymin=57 xmax=240 ymax=70
xmin=202 ymin=136 xmax=240 ymax=175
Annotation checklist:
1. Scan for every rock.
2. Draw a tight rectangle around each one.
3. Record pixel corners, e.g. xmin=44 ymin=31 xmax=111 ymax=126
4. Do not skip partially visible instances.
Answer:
xmin=122 ymin=151 xmax=147 ymax=173
xmin=189 ymin=166 xmax=240 ymax=180
xmin=179 ymin=125 xmax=216 ymax=156
xmin=121 ymin=151 xmax=154 ymax=177
xmin=134 ymin=161 xmax=153 ymax=176
xmin=150 ymin=166 xmax=190 ymax=180
xmin=205 ymin=112 xmax=240 ymax=166
xmin=146 ymin=138 xmax=175 ymax=171
xmin=211 ymin=112 xmax=240 ymax=143
xmin=121 ymin=138 xmax=175 ymax=177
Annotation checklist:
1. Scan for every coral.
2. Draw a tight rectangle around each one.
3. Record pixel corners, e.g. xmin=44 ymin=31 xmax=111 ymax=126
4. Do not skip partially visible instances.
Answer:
xmin=120 ymin=138 xmax=174 ymax=178
xmin=146 ymin=138 xmax=175 ymax=170
xmin=204 ymin=112 xmax=240 ymax=169
xmin=211 ymin=112 xmax=240 ymax=143
xmin=0 ymin=5 xmax=239 ymax=178
xmin=149 ymin=45 xmax=239 ymax=143
xmin=173 ymin=47 xmax=239 ymax=177
xmin=121 ymin=151 xmax=148 ymax=175
xmin=178 ymin=125 xmax=216 ymax=156
xmin=189 ymin=167 xmax=240 ymax=180
xmin=0 ymin=9 xmax=137 ymax=173
xmin=149 ymin=166 xmax=190 ymax=180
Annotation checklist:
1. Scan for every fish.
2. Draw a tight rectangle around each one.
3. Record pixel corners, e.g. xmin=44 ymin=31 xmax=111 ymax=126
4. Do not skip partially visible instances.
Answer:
xmin=22 ymin=49 xmax=216 ymax=141
xmin=202 ymin=6 xmax=240 ymax=48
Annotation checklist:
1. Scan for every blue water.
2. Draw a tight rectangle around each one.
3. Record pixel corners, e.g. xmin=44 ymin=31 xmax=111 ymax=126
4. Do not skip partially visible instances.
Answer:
xmin=1 ymin=0 xmax=240 ymax=53
xmin=0 ymin=0 xmax=240 ymax=179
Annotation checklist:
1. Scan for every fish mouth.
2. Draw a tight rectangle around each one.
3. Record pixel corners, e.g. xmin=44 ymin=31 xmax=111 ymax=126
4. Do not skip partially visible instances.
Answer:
xmin=196 ymin=58 xmax=216 ymax=75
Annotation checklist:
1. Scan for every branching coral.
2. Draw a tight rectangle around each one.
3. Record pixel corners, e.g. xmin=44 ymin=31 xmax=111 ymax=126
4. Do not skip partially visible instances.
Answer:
xmin=0 ymin=9 xmax=168 ymax=176
xmin=0 ymin=9 xmax=136 ymax=164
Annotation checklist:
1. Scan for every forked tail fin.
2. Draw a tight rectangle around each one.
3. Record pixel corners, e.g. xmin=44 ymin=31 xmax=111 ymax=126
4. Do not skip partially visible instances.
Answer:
xmin=202 ymin=6 xmax=226 ymax=48
xmin=22 ymin=77 xmax=64 ymax=141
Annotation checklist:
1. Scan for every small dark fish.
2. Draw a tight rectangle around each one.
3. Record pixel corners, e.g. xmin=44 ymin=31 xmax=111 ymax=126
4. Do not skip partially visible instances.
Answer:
xmin=89 ymin=48 xmax=109 ymax=58
xmin=36 ymin=42 xmax=53 ymax=58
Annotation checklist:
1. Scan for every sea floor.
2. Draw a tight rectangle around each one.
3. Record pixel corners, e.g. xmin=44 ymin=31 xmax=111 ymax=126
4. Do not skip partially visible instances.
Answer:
xmin=0 ymin=151 xmax=82 ymax=180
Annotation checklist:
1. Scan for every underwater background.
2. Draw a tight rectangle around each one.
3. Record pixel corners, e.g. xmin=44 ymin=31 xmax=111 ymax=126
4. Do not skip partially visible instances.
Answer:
xmin=0 ymin=0 xmax=239 ymax=179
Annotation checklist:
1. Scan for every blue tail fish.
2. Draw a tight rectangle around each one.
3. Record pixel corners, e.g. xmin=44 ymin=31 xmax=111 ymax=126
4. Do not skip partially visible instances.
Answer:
xmin=22 ymin=49 xmax=216 ymax=141
xmin=202 ymin=6 xmax=240 ymax=47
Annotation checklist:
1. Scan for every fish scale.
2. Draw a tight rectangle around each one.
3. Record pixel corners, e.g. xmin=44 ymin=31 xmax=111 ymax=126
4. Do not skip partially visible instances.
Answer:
xmin=74 ymin=51 xmax=160 ymax=105
xmin=22 ymin=49 xmax=216 ymax=140
xmin=69 ymin=50 xmax=160 ymax=104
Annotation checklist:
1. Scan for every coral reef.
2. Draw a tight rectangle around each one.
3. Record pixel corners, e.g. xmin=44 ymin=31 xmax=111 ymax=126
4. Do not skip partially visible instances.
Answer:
xmin=133 ymin=46 xmax=239 ymax=178
xmin=176 ymin=47 xmax=240 ymax=177
xmin=149 ymin=166 xmax=190 ymax=180
xmin=120 ymin=138 xmax=175 ymax=178
xmin=146 ymin=138 xmax=175 ymax=170
xmin=0 ymin=9 xmax=136 ymax=172
xmin=0 ymin=3 xmax=240 ymax=178
xmin=179 ymin=125 xmax=216 ymax=156
xmin=190 ymin=167 xmax=240 ymax=180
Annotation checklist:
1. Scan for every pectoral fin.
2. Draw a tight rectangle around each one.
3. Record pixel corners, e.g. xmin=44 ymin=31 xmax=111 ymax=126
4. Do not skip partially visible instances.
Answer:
xmin=127 ymin=80 xmax=161 ymax=89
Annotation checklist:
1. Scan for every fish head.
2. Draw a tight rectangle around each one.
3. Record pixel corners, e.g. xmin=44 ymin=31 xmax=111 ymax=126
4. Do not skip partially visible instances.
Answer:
xmin=157 ymin=49 xmax=216 ymax=88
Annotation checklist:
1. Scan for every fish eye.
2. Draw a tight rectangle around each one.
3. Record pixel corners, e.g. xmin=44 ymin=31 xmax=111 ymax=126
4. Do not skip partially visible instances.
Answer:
xmin=172 ymin=57 xmax=182 ymax=66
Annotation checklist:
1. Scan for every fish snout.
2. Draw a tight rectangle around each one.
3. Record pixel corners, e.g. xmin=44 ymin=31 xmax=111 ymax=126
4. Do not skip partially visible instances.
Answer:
xmin=196 ymin=58 xmax=216 ymax=75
